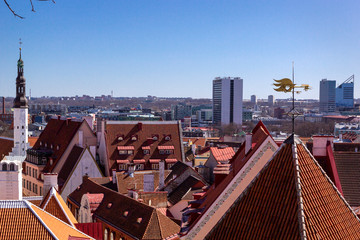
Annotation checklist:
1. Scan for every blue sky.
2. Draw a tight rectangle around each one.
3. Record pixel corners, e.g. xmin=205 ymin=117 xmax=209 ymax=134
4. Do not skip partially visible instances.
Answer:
xmin=0 ymin=0 xmax=359 ymax=99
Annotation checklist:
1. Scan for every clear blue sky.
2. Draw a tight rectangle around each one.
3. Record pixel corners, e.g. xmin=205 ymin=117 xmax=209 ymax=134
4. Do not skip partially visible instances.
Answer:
xmin=0 ymin=0 xmax=359 ymax=99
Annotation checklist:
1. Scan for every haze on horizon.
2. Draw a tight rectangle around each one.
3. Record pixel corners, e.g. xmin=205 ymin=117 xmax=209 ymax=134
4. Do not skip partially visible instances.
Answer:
xmin=0 ymin=0 xmax=359 ymax=100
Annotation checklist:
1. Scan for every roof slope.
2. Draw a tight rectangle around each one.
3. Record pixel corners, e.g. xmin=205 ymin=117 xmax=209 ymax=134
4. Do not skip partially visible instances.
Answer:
xmin=168 ymin=176 xmax=205 ymax=205
xmin=0 ymin=137 xmax=13 ymax=160
xmin=206 ymin=137 xmax=360 ymax=240
xmin=32 ymin=118 xmax=83 ymax=173
xmin=40 ymin=187 xmax=78 ymax=226
xmin=68 ymin=177 xmax=180 ymax=239
xmin=333 ymin=152 xmax=360 ymax=207
xmin=105 ymin=121 xmax=183 ymax=171
xmin=209 ymin=147 xmax=235 ymax=163
xmin=182 ymin=121 xmax=273 ymax=235
xmin=0 ymin=200 xmax=91 ymax=240
xmin=58 ymin=145 xmax=84 ymax=185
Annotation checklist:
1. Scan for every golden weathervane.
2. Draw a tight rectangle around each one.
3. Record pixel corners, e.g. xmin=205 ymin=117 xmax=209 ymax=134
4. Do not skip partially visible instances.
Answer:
xmin=273 ymin=64 xmax=311 ymax=134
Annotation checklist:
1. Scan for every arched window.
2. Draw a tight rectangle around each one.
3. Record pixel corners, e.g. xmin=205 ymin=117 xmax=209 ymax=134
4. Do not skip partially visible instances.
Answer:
xmin=9 ymin=163 xmax=15 ymax=171
xmin=2 ymin=163 xmax=7 ymax=171
xmin=104 ymin=228 xmax=109 ymax=240
xmin=110 ymin=232 xmax=115 ymax=240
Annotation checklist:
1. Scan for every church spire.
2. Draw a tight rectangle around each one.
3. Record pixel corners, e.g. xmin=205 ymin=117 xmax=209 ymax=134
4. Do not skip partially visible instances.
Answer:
xmin=14 ymin=39 xmax=28 ymax=108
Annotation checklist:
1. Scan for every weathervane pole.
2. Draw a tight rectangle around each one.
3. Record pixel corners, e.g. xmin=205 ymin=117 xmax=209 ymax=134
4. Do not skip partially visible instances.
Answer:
xmin=292 ymin=62 xmax=295 ymax=134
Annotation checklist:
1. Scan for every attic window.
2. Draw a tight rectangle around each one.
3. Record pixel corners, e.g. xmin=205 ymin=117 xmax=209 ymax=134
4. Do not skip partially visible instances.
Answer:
xmin=143 ymin=149 xmax=150 ymax=155
xmin=131 ymin=135 xmax=138 ymax=141
xmin=152 ymin=135 xmax=158 ymax=141
xmin=136 ymin=218 xmax=142 ymax=224
xmin=123 ymin=211 xmax=128 ymax=217
xmin=165 ymin=135 xmax=171 ymax=141
xmin=107 ymin=203 xmax=112 ymax=208
xmin=117 ymin=135 xmax=124 ymax=141
xmin=57 ymin=145 xmax=60 ymax=150
xmin=45 ymin=143 xmax=47 ymax=148
xmin=40 ymin=141 xmax=42 ymax=146
xmin=50 ymin=144 xmax=53 ymax=149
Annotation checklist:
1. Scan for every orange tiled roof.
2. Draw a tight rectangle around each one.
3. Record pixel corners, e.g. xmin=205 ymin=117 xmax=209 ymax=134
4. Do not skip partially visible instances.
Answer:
xmin=40 ymin=187 xmax=78 ymax=227
xmin=210 ymin=147 xmax=235 ymax=163
xmin=206 ymin=136 xmax=360 ymax=239
xmin=0 ymin=200 xmax=92 ymax=240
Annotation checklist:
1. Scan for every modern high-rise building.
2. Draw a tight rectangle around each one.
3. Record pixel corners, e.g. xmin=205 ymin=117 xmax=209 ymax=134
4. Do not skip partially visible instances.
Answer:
xmin=250 ymin=95 xmax=257 ymax=104
xmin=319 ymin=79 xmax=336 ymax=113
xmin=212 ymin=77 xmax=243 ymax=125
xmin=336 ymin=75 xmax=354 ymax=109
xmin=268 ymin=95 xmax=274 ymax=107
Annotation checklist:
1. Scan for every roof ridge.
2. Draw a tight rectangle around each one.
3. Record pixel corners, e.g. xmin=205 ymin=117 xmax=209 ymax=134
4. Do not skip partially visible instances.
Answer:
xmin=291 ymin=143 xmax=307 ymax=240
xmin=29 ymin=200 xmax=94 ymax=240
xmin=299 ymin=140 xmax=360 ymax=223
xmin=24 ymin=200 xmax=58 ymax=240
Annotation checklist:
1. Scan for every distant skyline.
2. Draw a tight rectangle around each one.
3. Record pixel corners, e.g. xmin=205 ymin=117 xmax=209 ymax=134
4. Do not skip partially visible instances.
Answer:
xmin=1 ymin=1 xmax=359 ymax=99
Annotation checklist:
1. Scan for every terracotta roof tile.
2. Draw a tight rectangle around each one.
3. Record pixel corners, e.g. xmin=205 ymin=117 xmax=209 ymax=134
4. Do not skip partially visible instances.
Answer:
xmin=210 ymin=147 xmax=235 ymax=163
xmin=183 ymin=121 xmax=273 ymax=234
xmin=40 ymin=187 xmax=78 ymax=226
xmin=105 ymin=121 xmax=183 ymax=174
xmin=205 ymin=137 xmax=360 ymax=239
xmin=334 ymin=152 xmax=360 ymax=207
xmin=116 ymin=170 xmax=171 ymax=194
xmin=0 ymin=200 xmax=91 ymax=240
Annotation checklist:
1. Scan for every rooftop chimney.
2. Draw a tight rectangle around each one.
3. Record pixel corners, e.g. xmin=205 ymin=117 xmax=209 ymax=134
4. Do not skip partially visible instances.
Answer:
xmin=312 ymin=136 xmax=334 ymax=157
xmin=43 ymin=173 xmax=58 ymax=197
xmin=245 ymin=133 xmax=252 ymax=154
xmin=159 ymin=160 xmax=165 ymax=190
xmin=138 ymin=122 xmax=143 ymax=131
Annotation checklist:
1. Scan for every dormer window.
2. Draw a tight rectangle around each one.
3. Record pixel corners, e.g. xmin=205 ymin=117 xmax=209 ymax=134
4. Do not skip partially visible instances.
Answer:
xmin=57 ymin=145 xmax=60 ymax=150
xmin=131 ymin=135 xmax=138 ymax=141
xmin=50 ymin=144 xmax=53 ymax=149
xmin=117 ymin=146 xmax=135 ymax=155
xmin=143 ymin=149 xmax=150 ymax=155
xmin=137 ymin=218 xmax=142 ymax=224
xmin=123 ymin=211 xmax=128 ymax=217
xmin=164 ymin=135 xmax=171 ymax=141
xmin=158 ymin=145 xmax=174 ymax=154
xmin=152 ymin=134 xmax=159 ymax=141
xmin=40 ymin=141 xmax=42 ymax=146
xmin=117 ymin=135 xmax=124 ymax=141
xmin=45 ymin=143 xmax=47 ymax=148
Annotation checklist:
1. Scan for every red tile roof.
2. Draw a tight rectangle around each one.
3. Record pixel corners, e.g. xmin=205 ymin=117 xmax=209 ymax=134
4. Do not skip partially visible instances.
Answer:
xmin=68 ymin=177 xmax=179 ymax=239
xmin=181 ymin=121 xmax=276 ymax=235
xmin=210 ymin=147 xmax=235 ymax=163
xmin=31 ymin=118 xmax=84 ymax=173
xmin=105 ymin=121 xmax=183 ymax=174
xmin=205 ymin=136 xmax=360 ymax=239
xmin=334 ymin=151 xmax=360 ymax=207
xmin=75 ymin=223 xmax=103 ymax=240
xmin=0 ymin=137 xmax=13 ymax=160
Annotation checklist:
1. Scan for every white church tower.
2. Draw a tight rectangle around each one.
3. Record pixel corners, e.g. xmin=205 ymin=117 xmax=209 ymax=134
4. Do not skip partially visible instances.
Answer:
xmin=0 ymin=46 xmax=28 ymax=200
xmin=12 ymin=46 xmax=29 ymax=157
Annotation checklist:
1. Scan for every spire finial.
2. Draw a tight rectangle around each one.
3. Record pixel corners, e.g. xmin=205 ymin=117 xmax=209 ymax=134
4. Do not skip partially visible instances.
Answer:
xmin=19 ymin=38 xmax=22 ymax=59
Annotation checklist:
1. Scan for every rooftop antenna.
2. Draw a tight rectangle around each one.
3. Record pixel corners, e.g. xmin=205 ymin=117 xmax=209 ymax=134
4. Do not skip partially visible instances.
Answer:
xmin=273 ymin=62 xmax=311 ymax=134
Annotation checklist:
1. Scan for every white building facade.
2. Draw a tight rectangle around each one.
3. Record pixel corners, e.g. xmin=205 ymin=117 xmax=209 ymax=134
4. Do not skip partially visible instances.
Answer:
xmin=213 ymin=77 xmax=243 ymax=125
